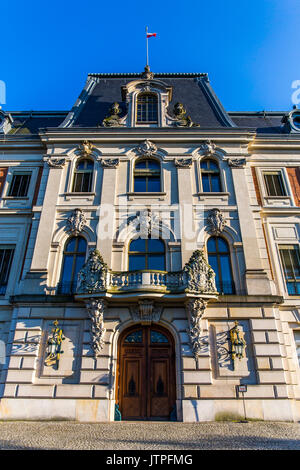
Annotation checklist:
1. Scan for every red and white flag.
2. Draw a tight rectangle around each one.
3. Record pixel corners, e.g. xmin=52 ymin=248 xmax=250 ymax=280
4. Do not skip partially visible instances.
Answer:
xmin=147 ymin=32 xmax=157 ymax=38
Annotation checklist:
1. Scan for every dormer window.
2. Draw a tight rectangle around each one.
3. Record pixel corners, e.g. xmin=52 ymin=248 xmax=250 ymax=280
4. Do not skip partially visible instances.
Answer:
xmin=136 ymin=93 xmax=158 ymax=124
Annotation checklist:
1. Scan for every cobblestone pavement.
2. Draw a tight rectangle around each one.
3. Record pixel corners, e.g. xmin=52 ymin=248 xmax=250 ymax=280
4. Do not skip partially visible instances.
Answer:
xmin=0 ymin=421 xmax=299 ymax=450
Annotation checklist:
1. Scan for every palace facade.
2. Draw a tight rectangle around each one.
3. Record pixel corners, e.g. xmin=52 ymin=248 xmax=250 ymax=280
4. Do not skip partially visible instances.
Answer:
xmin=0 ymin=67 xmax=300 ymax=422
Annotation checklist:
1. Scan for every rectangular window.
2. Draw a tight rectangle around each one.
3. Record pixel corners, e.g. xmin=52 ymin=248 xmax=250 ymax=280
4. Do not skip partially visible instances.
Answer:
xmin=279 ymin=245 xmax=300 ymax=295
xmin=264 ymin=172 xmax=286 ymax=197
xmin=8 ymin=174 xmax=31 ymax=197
xmin=0 ymin=247 xmax=15 ymax=294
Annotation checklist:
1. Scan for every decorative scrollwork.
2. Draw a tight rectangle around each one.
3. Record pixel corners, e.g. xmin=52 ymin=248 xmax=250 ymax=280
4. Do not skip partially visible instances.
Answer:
xmin=183 ymin=249 xmax=218 ymax=294
xmin=186 ymin=298 xmax=207 ymax=357
xmin=136 ymin=139 xmax=157 ymax=157
xmin=86 ymin=299 xmax=106 ymax=356
xmin=77 ymin=249 xmax=108 ymax=293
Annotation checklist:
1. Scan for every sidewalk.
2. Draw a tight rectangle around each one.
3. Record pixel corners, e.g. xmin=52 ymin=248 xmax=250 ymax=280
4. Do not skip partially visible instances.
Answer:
xmin=0 ymin=421 xmax=299 ymax=450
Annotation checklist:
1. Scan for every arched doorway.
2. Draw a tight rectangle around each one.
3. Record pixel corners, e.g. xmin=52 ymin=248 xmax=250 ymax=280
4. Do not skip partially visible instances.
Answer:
xmin=116 ymin=324 xmax=176 ymax=420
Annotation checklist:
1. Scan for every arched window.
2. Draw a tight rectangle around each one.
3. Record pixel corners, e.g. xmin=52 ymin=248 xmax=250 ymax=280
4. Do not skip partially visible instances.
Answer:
xmin=201 ymin=159 xmax=221 ymax=192
xmin=207 ymin=236 xmax=235 ymax=294
xmin=59 ymin=236 xmax=87 ymax=293
xmin=72 ymin=159 xmax=94 ymax=193
xmin=128 ymin=237 xmax=165 ymax=271
xmin=136 ymin=93 xmax=158 ymax=124
xmin=134 ymin=158 xmax=161 ymax=192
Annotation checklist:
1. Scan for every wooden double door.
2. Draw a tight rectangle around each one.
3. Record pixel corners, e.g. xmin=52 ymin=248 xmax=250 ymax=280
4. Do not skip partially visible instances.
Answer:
xmin=117 ymin=325 xmax=176 ymax=420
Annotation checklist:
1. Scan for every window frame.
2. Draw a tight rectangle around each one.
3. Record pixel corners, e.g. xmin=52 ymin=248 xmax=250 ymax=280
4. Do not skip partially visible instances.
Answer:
xmin=136 ymin=92 xmax=159 ymax=124
xmin=128 ymin=237 xmax=166 ymax=272
xmin=263 ymin=171 xmax=287 ymax=197
xmin=58 ymin=236 xmax=87 ymax=294
xmin=200 ymin=158 xmax=222 ymax=193
xmin=133 ymin=158 xmax=161 ymax=193
xmin=0 ymin=246 xmax=15 ymax=295
xmin=278 ymin=244 xmax=300 ymax=296
xmin=8 ymin=172 xmax=31 ymax=198
xmin=71 ymin=158 xmax=94 ymax=194
xmin=206 ymin=236 xmax=235 ymax=295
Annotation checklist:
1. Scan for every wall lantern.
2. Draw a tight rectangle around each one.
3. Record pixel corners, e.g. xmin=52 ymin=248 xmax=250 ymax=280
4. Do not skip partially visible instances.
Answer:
xmin=229 ymin=321 xmax=246 ymax=368
xmin=45 ymin=320 xmax=65 ymax=368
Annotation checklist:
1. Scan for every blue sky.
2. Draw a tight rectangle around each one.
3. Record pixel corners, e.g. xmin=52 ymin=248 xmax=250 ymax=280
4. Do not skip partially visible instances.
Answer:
xmin=1 ymin=0 xmax=299 ymax=111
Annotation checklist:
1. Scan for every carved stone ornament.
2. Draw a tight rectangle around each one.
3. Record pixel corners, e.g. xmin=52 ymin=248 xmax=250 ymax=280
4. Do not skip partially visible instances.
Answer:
xmin=183 ymin=249 xmax=217 ymax=294
xmin=141 ymin=65 xmax=154 ymax=80
xmin=227 ymin=157 xmax=246 ymax=168
xmin=207 ymin=208 xmax=226 ymax=236
xmin=174 ymin=158 xmax=192 ymax=168
xmin=186 ymin=298 xmax=207 ymax=357
xmin=66 ymin=208 xmax=87 ymax=236
xmin=200 ymin=140 xmax=216 ymax=156
xmin=86 ymin=299 xmax=106 ymax=356
xmin=101 ymin=158 xmax=120 ymax=168
xmin=102 ymin=103 xmax=123 ymax=127
xmin=47 ymin=157 xmax=66 ymax=169
xmin=173 ymin=102 xmax=199 ymax=128
xmin=129 ymin=210 xmax=160 ymax=238
xmin=79 ymin=140 xmax=94 ymax=157
xmin=77 ymin=249 xmax=108 ymax=293
xmin=130 ymin=300 xmax=162 ymax=324
xmin=136 ymin=139 xmax=157 ymax=157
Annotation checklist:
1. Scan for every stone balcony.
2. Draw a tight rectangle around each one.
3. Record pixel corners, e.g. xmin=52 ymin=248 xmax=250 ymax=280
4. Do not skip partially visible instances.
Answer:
xmin=74 ymin=248 xmax=219 ymax=301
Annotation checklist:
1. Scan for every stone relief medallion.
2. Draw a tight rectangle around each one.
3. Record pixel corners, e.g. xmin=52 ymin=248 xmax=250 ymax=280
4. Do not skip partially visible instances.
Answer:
xmin=200 ymin=140 xmax=216 ymax=156
xmin=136 ymin=140 xmax=157 ymax=157
xmin=207 ymin=208 xmax=226 ymax=236
xmin=66 ymin=208 xmax=87 ymax=236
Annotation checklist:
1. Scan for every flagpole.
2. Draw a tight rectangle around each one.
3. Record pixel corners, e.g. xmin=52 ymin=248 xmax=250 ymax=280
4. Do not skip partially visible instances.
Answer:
xmin=146 ymin=26 xmax=149 ymax=67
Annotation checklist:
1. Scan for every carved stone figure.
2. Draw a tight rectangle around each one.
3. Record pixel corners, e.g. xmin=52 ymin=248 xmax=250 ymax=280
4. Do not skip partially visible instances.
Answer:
xmin=173 ymin=102 xmax=199 ymax=128
xmin=67 ymin=208 xmax=87 ymax=236
xmin=77 ymin=249 xmax=108 ymax=293
xmin=102 ymin=103 xmax=123 ymax=127
xmin=186 ymin=298 xmax=207 ymax=357
xmin=86 ymin=299 xmax=106 ymax=356
xmin=141 ymin=65 xmax=154 ymax=80
xmin=183 ymin=249 xmax=217 ymax=294
xmin=207 ymin=208 xmax=226 ymax=236
xmin=136 ymin=139 xmax=157 ymax=157
xmin=44 ymin=320 xmax=65 ymax=368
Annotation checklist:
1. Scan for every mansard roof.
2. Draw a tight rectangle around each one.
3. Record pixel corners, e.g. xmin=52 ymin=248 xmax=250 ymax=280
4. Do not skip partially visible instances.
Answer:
xmin=65 ymin=72 xmax=236 ymax=128
xmin=0 ymin=72 xmax=290 ymax=136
